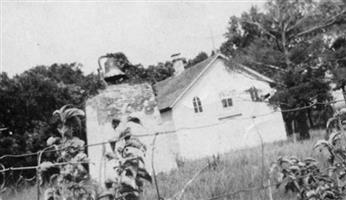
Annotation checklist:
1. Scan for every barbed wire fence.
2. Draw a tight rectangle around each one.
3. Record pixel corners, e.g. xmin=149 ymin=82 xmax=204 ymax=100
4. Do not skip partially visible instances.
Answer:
xmin=0 ymin=98 xmax=344 ymax=200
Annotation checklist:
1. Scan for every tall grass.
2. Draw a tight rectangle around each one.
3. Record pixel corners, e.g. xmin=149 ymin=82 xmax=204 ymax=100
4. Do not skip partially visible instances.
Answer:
xmin=3 ymin=130 xmax=327 ymax=200
xmin=1 ymin=186 xmax=38 ymax=200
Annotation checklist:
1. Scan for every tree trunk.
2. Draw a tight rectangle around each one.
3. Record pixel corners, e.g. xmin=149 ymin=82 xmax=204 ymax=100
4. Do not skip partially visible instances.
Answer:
xmin=296 ymin=111 xmax=310 ymax=140
xmin=281 ymin=29 xmax=291 ymax=69
xmin=307 ymin=109 xmax=314 ymax=128
xmin=283 ymin=112 xmax=293 ymax=137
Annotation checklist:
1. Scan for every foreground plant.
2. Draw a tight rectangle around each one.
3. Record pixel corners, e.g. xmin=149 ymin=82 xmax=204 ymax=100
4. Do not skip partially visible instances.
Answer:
xmin=101 ymin=115 xmax=152 ymax=200
xmin=272 ymin=132 xmax=346 ymax=199
xmin=272 ymin=107 xmax=346 ymax=199
xmin=43 ymin=105 xmax=99 ymax=200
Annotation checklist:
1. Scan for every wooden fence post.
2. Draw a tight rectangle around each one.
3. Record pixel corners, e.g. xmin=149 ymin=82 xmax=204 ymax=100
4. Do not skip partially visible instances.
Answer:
xmin=267 ymin=179 xmax=274 ymax=200
xmin=37 ymin=151 xmax=43 ymax=200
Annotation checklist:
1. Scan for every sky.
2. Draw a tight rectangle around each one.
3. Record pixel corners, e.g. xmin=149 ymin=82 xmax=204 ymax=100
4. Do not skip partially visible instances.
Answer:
xmin=1 ymin=1 xmax=264 ymax=76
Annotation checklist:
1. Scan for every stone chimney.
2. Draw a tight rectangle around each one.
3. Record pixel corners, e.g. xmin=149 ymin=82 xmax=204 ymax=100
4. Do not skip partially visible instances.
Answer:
xmin=171 ymin=53 xmax=185 ymax=76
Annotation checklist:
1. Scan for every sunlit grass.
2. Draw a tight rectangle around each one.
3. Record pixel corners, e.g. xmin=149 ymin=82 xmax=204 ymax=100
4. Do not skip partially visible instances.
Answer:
xmin=143 ymin=129 xmax=326 ymax=200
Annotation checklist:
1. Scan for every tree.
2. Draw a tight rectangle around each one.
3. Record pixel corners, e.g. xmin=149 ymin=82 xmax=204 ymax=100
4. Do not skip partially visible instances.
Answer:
xmin=0 ymin=64 xmax=104 ymax=182
xmin=146 ymin=61 xmax=175 ymax=84
xmin=220 ymin=0 xmax=346 ymax=139
xmin=0 ymin=64 xmax=104 ymax=134
xmin=185 ymin=52 xmax=209 ymax=69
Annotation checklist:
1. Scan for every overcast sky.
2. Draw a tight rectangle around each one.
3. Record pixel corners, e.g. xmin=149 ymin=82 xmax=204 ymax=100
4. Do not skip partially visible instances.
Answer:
xmin=1 ymin=1 xmax=264 ymax=76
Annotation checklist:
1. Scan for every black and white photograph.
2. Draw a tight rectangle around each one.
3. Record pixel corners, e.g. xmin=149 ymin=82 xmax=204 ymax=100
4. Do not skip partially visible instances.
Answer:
xmin=0 ymin=0 xmax=346 ymax=199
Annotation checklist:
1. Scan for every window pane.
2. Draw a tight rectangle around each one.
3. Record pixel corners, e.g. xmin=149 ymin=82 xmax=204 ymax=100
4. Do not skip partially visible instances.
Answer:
xmin=197 ymin=98 xmax=202 ymax=106
xmin=250 ymin=89 xmax=255 ymax=101
xmin=222 ymin=99 xmax=227 ymax=107
xmin=254 ymin=89 xmax=259 ymax=101
xmin=193 ymin=98 xmax=197 ymax=112
xmin=227 ymin=98 xmax=233 ymax=106
xmin=193 ymin=97 xmax=203 ymax=113
xmin=249 ymin=87 xmax=261 ymax=102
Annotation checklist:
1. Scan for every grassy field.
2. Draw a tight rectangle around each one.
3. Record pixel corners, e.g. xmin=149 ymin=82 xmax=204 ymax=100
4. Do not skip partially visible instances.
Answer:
xmin=142 ymin=129 xmax=327 ymax=200
xmin=2 ymin=129 xmax=328 ymax=200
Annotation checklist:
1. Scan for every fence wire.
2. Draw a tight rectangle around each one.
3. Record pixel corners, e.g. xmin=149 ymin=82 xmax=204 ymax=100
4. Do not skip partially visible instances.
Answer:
xmin=0 ymin=98 xmax=345 ymax=199
xmin=0 ymin=99 xmax=344 ymax=161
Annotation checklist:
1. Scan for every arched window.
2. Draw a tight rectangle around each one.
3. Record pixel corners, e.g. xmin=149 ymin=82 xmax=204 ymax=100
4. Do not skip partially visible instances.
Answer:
xmin=193 ymin=97 xmax=203 ymax=113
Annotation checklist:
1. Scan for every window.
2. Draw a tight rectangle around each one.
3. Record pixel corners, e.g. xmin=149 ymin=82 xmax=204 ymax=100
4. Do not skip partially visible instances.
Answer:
xmin=193 ymin=97 xmax=203 ymax=113
xmin=221 ymin=98 xmax=233 ymax=108
xmin=249 ymin=87 xmax=261 ymax=102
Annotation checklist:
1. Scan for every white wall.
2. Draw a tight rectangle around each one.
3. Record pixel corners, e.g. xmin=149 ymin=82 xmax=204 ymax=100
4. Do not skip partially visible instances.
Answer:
xmin=171 ymin=59 xmax=287 ymax=159
xmin=86 ymin=84 xmax=178 ymax=184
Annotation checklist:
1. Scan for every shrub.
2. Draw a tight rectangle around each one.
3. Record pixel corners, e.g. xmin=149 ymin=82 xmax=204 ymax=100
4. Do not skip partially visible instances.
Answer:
xmin=272 ymin=109 xmax=346 ymax=199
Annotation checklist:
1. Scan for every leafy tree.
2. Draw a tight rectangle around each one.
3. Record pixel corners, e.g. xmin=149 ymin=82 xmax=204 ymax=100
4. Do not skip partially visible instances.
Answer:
xmin=220 ymin=0 xmax=346 ymax=139
xmin=0 ymin=64 xmax=104 ymax=134
xmin=185 ymin=52 xmax=209 ymax=69
xmin=0 ymin=64 xmax=104 ymax=182
xmin=146 ymin=61 xmax=175 ymax=84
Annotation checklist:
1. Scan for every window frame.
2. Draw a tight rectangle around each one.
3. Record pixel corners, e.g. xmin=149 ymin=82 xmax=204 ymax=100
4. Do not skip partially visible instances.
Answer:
xmin=192 ymin=96 xmax=203 ymax=113
xmin=249 ymin=87 xmax=261 ymax=102
xmin=221 ymin=97 xmax=233 ymax=109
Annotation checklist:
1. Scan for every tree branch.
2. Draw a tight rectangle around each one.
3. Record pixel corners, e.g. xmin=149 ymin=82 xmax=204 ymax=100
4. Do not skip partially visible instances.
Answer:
xmin=243 ymin=20 xmax=278 ymax=40
xmin=252 ymin=60 xmax=287 ymax=72
xmin=286 ymin=14 xmax=310 ymax=33
xmin=292 ymin=10 xmax=346 ymax=39
xmin=244 ymin=19 xmax=285 ymax=54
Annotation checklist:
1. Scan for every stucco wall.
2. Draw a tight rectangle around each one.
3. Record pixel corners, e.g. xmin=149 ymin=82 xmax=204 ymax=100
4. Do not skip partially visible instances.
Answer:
xmin=172 ymin=59 xmax=287 ymax=159
xmin=86 ymin=83 xmax=178 ymax=183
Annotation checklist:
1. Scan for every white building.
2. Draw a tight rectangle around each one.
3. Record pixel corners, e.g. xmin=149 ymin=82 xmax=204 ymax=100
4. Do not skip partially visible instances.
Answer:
xmin=154 ymin=53 xmax=287 ymax=159
xmin=86 ymin=53 xmax=287 ymax=182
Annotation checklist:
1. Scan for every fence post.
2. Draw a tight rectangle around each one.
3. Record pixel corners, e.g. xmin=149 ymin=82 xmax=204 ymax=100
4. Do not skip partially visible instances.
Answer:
xmin=151 ymin=133 xmax=161 ymax=200
xmin=36 ymin=151 xmax=43 ymax=200
xmin=267 ymin=179 xmax=273 ymax=200
xmin=252 ymin=117 xmax=265 ymax=187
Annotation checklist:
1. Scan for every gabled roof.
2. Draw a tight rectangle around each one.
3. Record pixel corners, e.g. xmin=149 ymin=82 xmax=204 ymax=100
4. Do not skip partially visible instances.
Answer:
xmin=154 ymin=53 xmax=274 ymax=111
